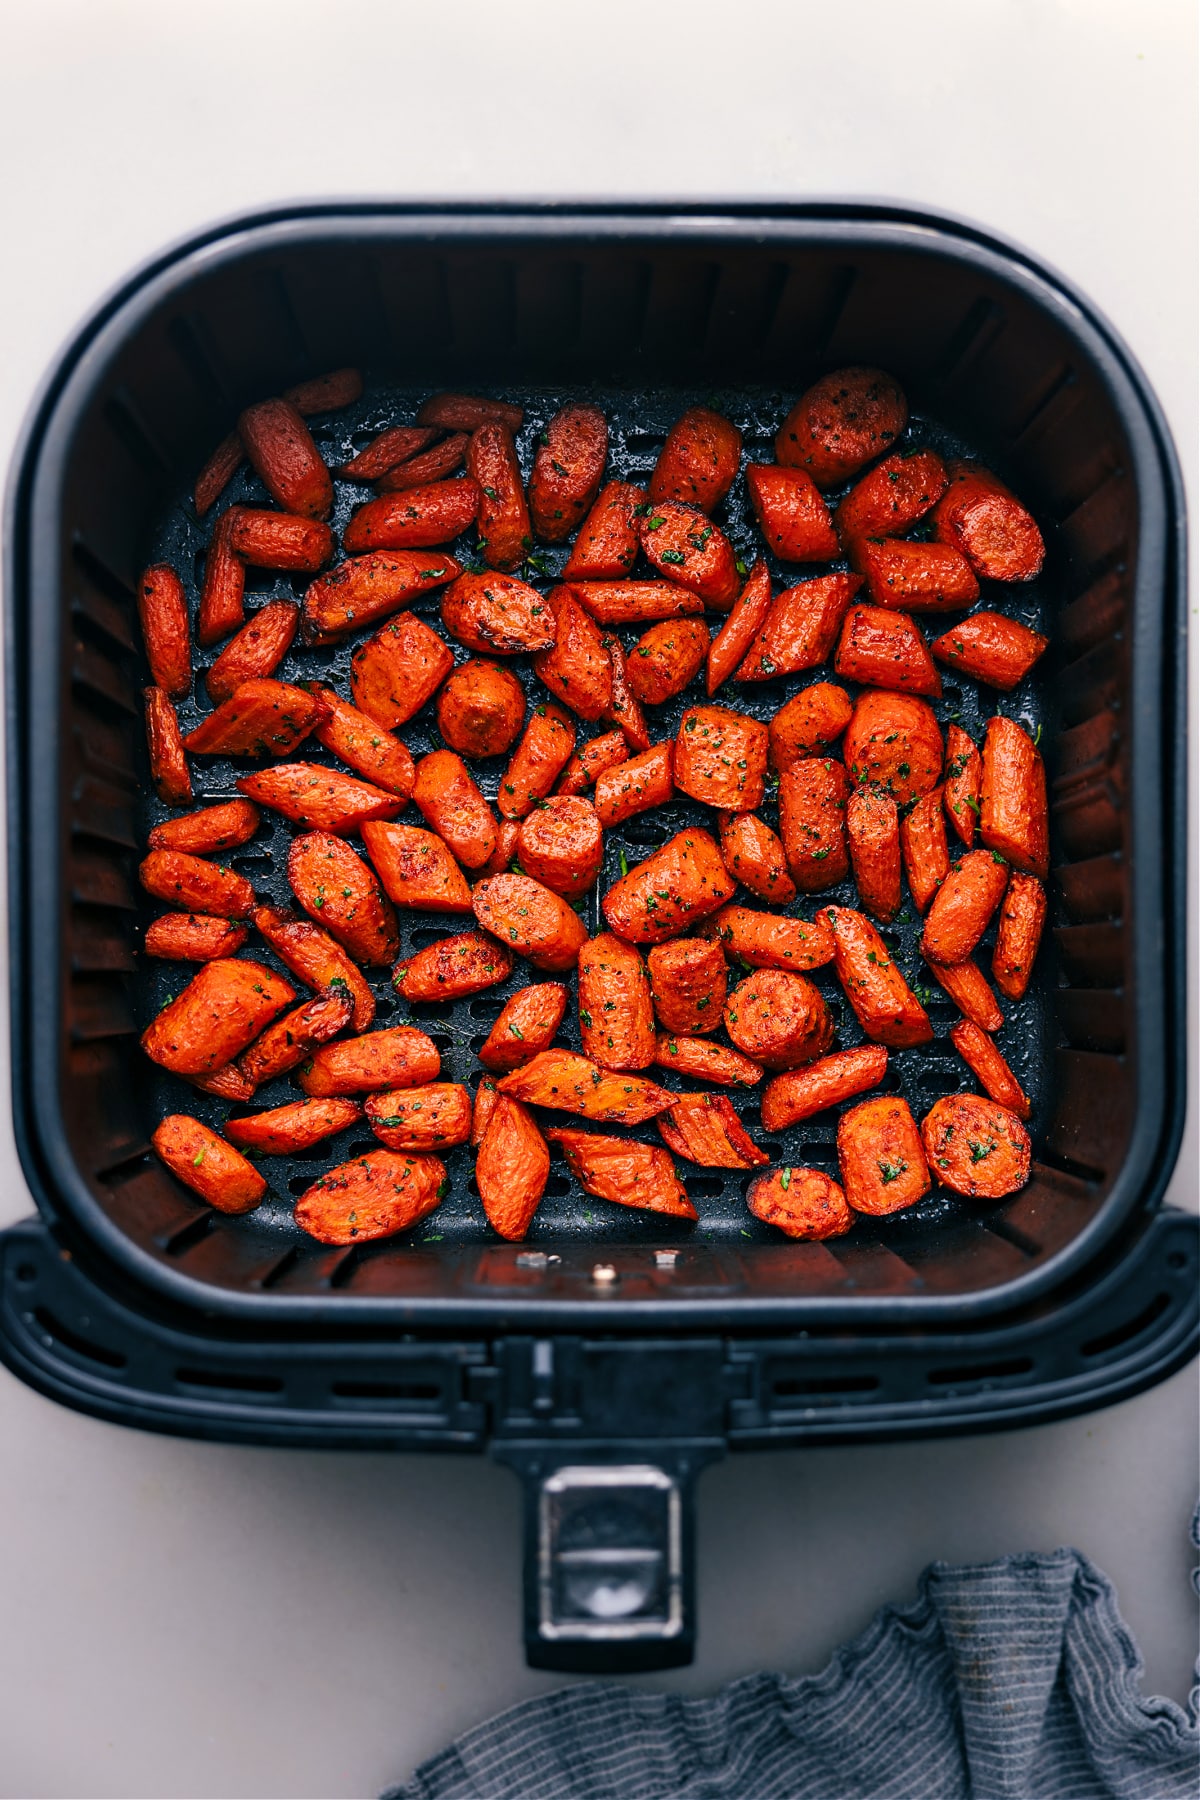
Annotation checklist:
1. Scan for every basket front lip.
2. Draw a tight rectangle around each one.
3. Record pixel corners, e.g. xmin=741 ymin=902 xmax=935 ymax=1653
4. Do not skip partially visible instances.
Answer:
xmin=5 ymin=200 xmax=1187 ymax=1333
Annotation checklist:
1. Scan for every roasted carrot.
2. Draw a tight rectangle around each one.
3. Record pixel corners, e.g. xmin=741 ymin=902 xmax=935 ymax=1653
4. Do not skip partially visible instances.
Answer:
xmin=529 ymin=403 xmax=608 ymax=542
xmin=992 ymin=872 xmax=1046 ymax=1001
xmin=950 ymin=1020 xmax=1030 ymax=1118
xmin=235 ymin=762 xmax=401 ymax=835
xmin=392 ymin=931 xmax=514 ymax=1003
xmin=625 ymin=618 xmax=710 ymax=705
xmin=144 ymin=914 xmax=248 ymax=962
xmin=569 ymin=579 xmax=704 ymax=625
xmin=646 ymin=936 xmax=727 ymax=1035
xmin=149 ymin=798 xmax=259 ymax=856
xmin=734 ymin=573 xmax=860 ymax=681
xmin=296 ymin=1025 xmax=440 ymax=1097
xmin=468 ymin=424 xmax=531 ymax=571
xmin=649 ymin=407 xmax=742 ymax=514
xmin=360 ymin=821 xmax=473 ymax=914
xmin=657 ymin=1093 xmax=767 ymax=1169
xmin=673 ymin=705 xmax=768 ymax=811
xmin=921 ymin=850 xmax=1009 ymax=965
xmin=846 ymin=787 xmax=902 ymax=922
xmin=435 ymin=659 xmax=526 ymax=759
xmin=310 ymin=687 xmax=416 ymax=799
xmin=706 ymin=559 xmax=773 ymax=696
xmin=932 ymin=612 xmax=1048 ymax=689
xmin=282 ymin=367 xmax=364 ymax=414
xmin=858 ymin=540 xmax=979 ymax=611
xmin=900 ymin=787 xmax=950 ymax=913
xmin=237 ymin=397 xmax=332 ymax=520
xmin=778 ymin=757 xmax=850 ymax=891
xmin=498 ymin=1051 xmax=676 ymax=1124
xmin=141 ymin=959 xmax=294 ymax=1075
xmin=517 ymin=796 xmax=604 ymax=898
xmin=745 ymin=464 xmax=838 ymax=562
xmin=653 ymin=1034 xmax=763 ymax=1086
xmin=921 ymin=1093 xmax=1031 ymax=1198
xmin=761 ymin=1044 xmax=889 ymax=1130
xmin=339 ymin=424 xmax=439 ymax=481
xmin=342 ymin=480 xmax=481 ymax=553
xmin=603 ymin=634 xmax=651 ymax=752
xmin=253 ymin=903 xmax=376 ymax=1031
xmin=776 ymin=367 xmax=908 ymax=488
xmin=716 ymin=812 xmax=796 ymax=905
xmin=768 ymin=681 xmax=853 ymax=772
xmin=498 ymin=703 xmax=576 ymax=819
xmin=637 ymin=500 xmax=739 ymax=608
xmin=834 ymin=605 xmax=941 ymax=697
xmin=441 ymin=571 xmax=556 ymax=656
xmin=144 ymin=687 xmax=193 ymax=805
xmin=302 ymin=550 xmax=461 ymax=643
xmin=925 ymin=954 xmax=1005 ymax=1032
xmin=933 ymin=461 xmax=1045 ymax=582
xmin=700 ymin=904 xmax=834 ymax=973
xmin=476 ymin=1096 xmax=550 ymax=1239
xmin=226 ymin=1097 xmax=362 ymax=1156
xmin=557 ymin=729 xmax=629 ymax=796
xmin=237 ymin=992 xmax=353 ymax=1088
xmin=205 ymin=601 xmax=299 ymax=702
xmin=186 ymin=1065 xmax=256 ymax=1104
xmin=363 ymin=1083 xmax=473 ymax=1151
xmin=820 ymin=905 xmax=933 ymax=1047
xmin=838 ymin=1095 xmax=930 ymax=1214
xmin=287 ymin=831 xmax=400 ymax=965
xmin=151 ymin=1115 xmax=267 ymax=1213
xmin=194 ymin=433 xmax=244 ymax=518
xmin=478 ymin=983 xmax=570 ymax=1074
xmin=197 ymin=508 xmax=246 ymax=646
xmin=471 ymin=871 xmax=588 ymax=973
xmin=746 ymin=1168 xmax=853 ymax=1240
xmin=834 ymin=449 xmax=947 ymax=552
xmin=376 ymin=434 xmax=470 ymax=491
xmin=545 ymin=1128 xmax=695 ymax=1218
xmin=139 ymin=850 xmax=253 ymax=919
xmin=183 ymin=680 xmax=324 ymax=759
xmin=417 ymin=393 xmax=524 ymax=433
xmin=723 ymin=969 xmax=833 ymax=1070
xmin=561 ymin=481 xmax=646 ymax=580
xmin=843 ymin=691 xmax=943 ymax=805
xmin=533 ymin=588 xmax=614 ymax=721
xmin=980 ymin=716 xmax=1049 ymax=877
xmin=411 ymin=750 xmax=498 ymax=871
xmin=601 ymin=828 xmax=735 ymax=944
xmin=471 ymin=1075 xmax=500 ymax=1145
xmin=577 ymin=933 xmax=656 ymax=1070
xmin=293 ymin=1151 xmax=446 ymax=1245
xmin=593 ymin=742 xmax=674 ymax=828
xmin=138 ymin=565 xmax=191 ymax=697
xmin=349 ymin=613 xmax=455 ymax=729
xmin=478 ymin=817 xmax=522 ymax=877
xmin=944 ymin=722 xmax=982 ymax=848
xmin=228 ymin=510 xmax=333 ymax=572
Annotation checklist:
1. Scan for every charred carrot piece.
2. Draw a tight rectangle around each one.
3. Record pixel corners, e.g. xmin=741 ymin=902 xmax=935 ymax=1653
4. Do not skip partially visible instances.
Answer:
xmin=468 ymin=424 xmax=531 ymax=571
xmin=141 ymin=959 xmax=294 ymax=1076
xmin=197 ymin=507 xmax=246 ymax=647
xmin=847 ymin=787 xmax=902 ymax=922
xmin=149 ymin=799 xmax=259 ymax=856
xmin=144 ymin=687 xmax=192 ymax=806
xmin=992 ymin=872 xmax=1046 ymax=1001
xmin=834 ymin=448 xmax=947 ymax=552
xmin=778 ymin=757 xmax=850 ymax=891
xmin=561 ymin=481 xmax=647 ymax=580
xmin=339 ymin=425 xmax=440 ymax=482
xmin=653 ymin=1034 xmax=762 ymax=1086
xmin=577 ymin=933 xmax=656 ymax=1070
xmin=834 ymin=605 xmax=941 ymax=697
xmin=364 ymin=1083 xmax=473 ymax=1151
xmin=472 ymin=1075 xmax=500 ymax=1146
xmin=392 ymin=931 xmax=514 ymax=1003
xmin=533 ymin=588 xmax=614 ymax=722
xmin=746 ymin=1168 xmax=853 ymax=1240
xmin=287 ymin=832 xmax=399 ymax=966
xmin=436 ymin=659 xmax=526 ymax=760
xmin=701 ymin=904 xmax=834 ymax=974
xmin=921 ymin=1093 xmax=1030 ymax=1198
xmin=472 ymin=872 xmax=588 ymax=973
xmin=498 ymin=1051 xmax=675 ymax=1124
xmin=776 ymin=368 xmax=908 ymax=488
xmin=302 ymin=551 xmax=461 ymax=644
xmin=343 ymin=480 xmax=481 ymax=554
xmin=569 ymin=579 xmax=704 ymax=625
xmin=441 ymin=572 xmax=556 ymax=656
xmin=716 ymin=811 xmax=796 ymax=905
xmin=517 ymin=796 xmax=603 ymax=899
xmin=310 ymin=687 xmax=416 ymax=800
xmin=476 ymin=1096 xmax=550 ymax=1240
xmin=925 ymin=954 xmax=1005 ymax=1033
xmin=544 ymin=1128 xmax=695 ymax=1219
xmin=138 ymin=565 xmax=192 ymax=697
xmin=417 ymin=393 xmax=524 ymax=433
xmin=282 ymin=367 xmax=364 ymax=414
xmin=980 ymin=716 xmax=1049 ymax=878
xmin=844 ymin=691 xmax=943 ymax=806
xmin=498 ymin=703 xmax=576 ymax=819
xmin=638 ymin=499 xmax=739 ymax=608
xmin=228 ymin=510 xmax=333 ymax=572
xmin=944 ymin=723 xmax=982 ymax=849
xmin=735 ymin=573 xmax=861 ymax=682
xmin=723 ymin=969 xmax=833 ymax=1070
xmin=376 ymin=434 xmax=469 ymax=492
xmin=360 ymin=821 xmax=473 ymax=914
xmin=238 ymin=398 xmax=332 ymax=520
xmin=151 ymin=1115 xmax=267 ymax=1213
xmin=253 ymin=903 xmax=375 ymax=1031
xmin=858 ymin=540 xmax=979 ymax=612
xmin=746 ymin=464 xmax=838 ymax=562
xmin=593 ymin=742 xmax=674 ymax=828
xmin=933 ymin=461 xmax=1045 ymax=582
xmin=932 ymin=612 xmax=1048 ymax=690
xmin=603 ymin=634 xmax=651 ymax=753
xmin=530 ymin=403 xmax=608 ymax=542
xmin=293 ymin=1151 xmax=446 ymax=1245
xmin=194 ymin=433 xmax=244 ymax=518
xmin=144 ymin=914 xmax=248 ymax=962
xmin=838 ymin=1095 xmax=930 ymax=1214
xmin=556 ymin=729 xmax=629 ymax=796
xmin=139 ymin=850 xmax=253 ymax=919
xmin=900 ymin=787 xmax=950 ymax=914
xmin=225 ymin=1096 xmax=362 ymax=1156
xmin=646 ymin=937 xmax=727 ymax=1035
xmin=187 ymin=1064 xmax=256 ymax=1104
xmin=349 ymin=613 xmax=454 ymax=730
xmin=183 ymin=680 xmax=324 ymax=759
xmin=921 ymin=849 xmax=1010 ymax=965
xmin=601 ymin=828 xmax=735 ymax=944
xmin=411 ymin=750 xmax=498 ymax=871
xmin=205 ymin=601 xmax=299 ymax=703
xmin=761 ymin=1045 xmax=889 ymax=1131
xmin=950 ymin=1020 xmax=1030 ymax=1118
xmin=707 ymin=559 xmax=773 ymax=696
xmin=674 ymin=705 xmax=768 ymax=811
xmin=625 ymin=617 xmax=710 ymax=706
xmin=820 ymin=905 xmax=933 ymax=1047
xmin=649 ymin=407 xmax=742 ymax=514
xmin=478 ymin=983 xmax=570 ymax=1074
xmin=236 ymin=762 xmax=401 ymax=836
xmin=237 ymin=992 xmax=353 ymax=1088
xmin=657 ymin=1093 xmax=768 ymax=1169
xmin=768 ymin=681 xmax=853 ymax=772
xmin=296 ymin=1025 xmax=440 ymax=1097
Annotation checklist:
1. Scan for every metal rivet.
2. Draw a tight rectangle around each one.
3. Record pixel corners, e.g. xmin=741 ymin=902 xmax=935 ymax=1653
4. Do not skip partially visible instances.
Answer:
xmin=591 ymin=1263 xmax=618 ymax=1287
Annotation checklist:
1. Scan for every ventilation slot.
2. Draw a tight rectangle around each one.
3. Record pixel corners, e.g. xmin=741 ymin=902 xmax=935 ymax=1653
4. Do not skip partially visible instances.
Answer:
xmin=927 ymin=1356 xmax=1034 ymax=1387
xmin=102 ymin=392 xmax=170 ymax=475
xmin=175 ymin=1366 xmax=284 ymax=1395
xmin=168 ymin=313 xmax=234 ymax=406
xmin=163 ymin=1212 xmax=216 ymax=1258
xmin=329 ymin=1379 xmax=442 ymax=1404
xmin=935 ymin=297 xmax=1005 ymax=383
xmin=34 ymin=1307 xmax=127 ymax=1370
xmin=72 ymin=539 xmax=137 ymax=606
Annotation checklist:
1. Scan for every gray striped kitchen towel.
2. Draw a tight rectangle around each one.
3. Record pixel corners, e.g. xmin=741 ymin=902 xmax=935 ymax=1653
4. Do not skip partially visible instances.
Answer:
xmin=388 ymin=1539 xmax=1199 ymax=1799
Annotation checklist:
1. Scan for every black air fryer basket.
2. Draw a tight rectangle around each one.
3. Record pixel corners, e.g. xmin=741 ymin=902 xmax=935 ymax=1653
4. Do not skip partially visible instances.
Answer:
xmin=3 ymin=205 xmax=1192 ymax=1669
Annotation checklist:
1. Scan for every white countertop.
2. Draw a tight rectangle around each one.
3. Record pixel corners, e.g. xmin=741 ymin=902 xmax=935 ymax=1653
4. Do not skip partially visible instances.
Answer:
xmin=0 ymin=4 xmax=1195 ymax=1795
